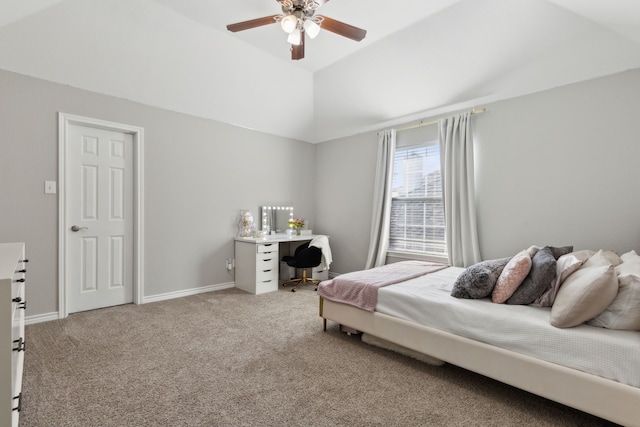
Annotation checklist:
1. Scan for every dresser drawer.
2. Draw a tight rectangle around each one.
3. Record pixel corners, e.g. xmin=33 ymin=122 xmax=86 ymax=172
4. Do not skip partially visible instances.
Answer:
xmin=12 ymin=288 xmax=24 ymax=336
xmin=11 ymin=277 xmax=23 ymax=308
xmin=11 ymin=305 xmax=25 ymax=404
xmin=12 ymin=273 xmax=24 ymax=312
xmin=11 ymin=272 xmax=25 ymax=409
xmin=1 ymin=242 xmax=26 ymax=427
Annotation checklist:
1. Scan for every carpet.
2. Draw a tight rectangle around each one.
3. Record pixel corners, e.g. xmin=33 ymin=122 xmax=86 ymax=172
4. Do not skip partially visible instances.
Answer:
xmin=20 ymin=285 xmax=618 ymax=426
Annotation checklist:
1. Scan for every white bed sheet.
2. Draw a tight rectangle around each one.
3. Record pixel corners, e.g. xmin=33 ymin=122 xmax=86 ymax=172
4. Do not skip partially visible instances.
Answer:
xmin=376 ymin=267 xmax=640 ymax=388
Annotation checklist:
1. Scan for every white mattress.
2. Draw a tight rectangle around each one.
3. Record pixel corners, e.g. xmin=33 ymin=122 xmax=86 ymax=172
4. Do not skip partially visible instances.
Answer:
xmin=376 ymin=267 xmax=640 ymax=388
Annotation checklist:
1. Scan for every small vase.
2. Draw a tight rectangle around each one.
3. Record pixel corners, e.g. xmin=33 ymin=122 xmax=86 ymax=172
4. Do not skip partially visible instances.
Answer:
xmin=237 ymin=210 xmax=255 ymax=238
xmin=296 ymin=228 xmax=301 ymax=236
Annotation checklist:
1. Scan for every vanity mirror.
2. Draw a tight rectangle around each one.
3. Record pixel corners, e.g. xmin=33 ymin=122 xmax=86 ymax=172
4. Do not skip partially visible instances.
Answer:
xmin=260 ymin=206 xmax=293 ymax=234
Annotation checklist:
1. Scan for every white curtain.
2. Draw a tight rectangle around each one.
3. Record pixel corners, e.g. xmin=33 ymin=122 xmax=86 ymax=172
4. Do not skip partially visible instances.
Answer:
xmin=365 ymin=129 xmax=396 ymax=269
xmin=439 ymin=113 xmax=481 ymax=267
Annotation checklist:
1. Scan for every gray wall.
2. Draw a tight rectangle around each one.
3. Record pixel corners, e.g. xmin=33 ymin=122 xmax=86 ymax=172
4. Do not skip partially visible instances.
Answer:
xmin=315 ymin=68 xmax=640 ymax=274
xmin=313 ymin=132 xmax=378 ymax=275
xmin=0 ymin=70 xmax=315 ymax=317
xmin=3 ymin=67 xmax=640 ymax=317
xmin=473 ymin=68 xmax=640 ymax=259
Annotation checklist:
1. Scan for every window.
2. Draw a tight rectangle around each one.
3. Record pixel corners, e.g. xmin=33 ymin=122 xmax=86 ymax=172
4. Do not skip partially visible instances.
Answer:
xmin=388 ymin=142 xmax=447 ymax=258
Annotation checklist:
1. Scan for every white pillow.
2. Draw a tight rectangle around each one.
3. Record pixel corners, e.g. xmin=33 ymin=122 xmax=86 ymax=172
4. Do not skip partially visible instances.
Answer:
xmin=582 ymin=249 xmax=621 ymax=268
xmin=550 ymin=265 xmax=618 ymax=328
xmin=590 ymin=259 xmax=640 ymax=330
xmin=617 ymin=261 xmax=640 ymax=276
xmin=589 ymin=273 xmax=640 ymax=330
xmin=620 ymin=250 xmax=640 ymax=264
xmin=570 ymin=249 xmax=595 ymax=261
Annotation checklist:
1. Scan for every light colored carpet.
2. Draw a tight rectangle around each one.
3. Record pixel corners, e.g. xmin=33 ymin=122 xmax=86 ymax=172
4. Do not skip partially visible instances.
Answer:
xmin=21 ymin=285 xmax=618 ymax=426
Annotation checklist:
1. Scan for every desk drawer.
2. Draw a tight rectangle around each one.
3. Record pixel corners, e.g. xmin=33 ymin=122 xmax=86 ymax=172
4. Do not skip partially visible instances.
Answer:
xmin=256 ymin=255 xmax=278 ymax=271
xmin=255 ymin=278 xmax=278 ymax=294
xmin=256 ymin=268 xmax=277 ymax=283
xmin=257 ymin=243 xmax=277 ymax=254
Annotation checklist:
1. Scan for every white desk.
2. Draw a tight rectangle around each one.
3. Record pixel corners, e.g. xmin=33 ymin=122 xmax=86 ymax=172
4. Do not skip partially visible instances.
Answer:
xmin=234 ymin=234 xmax=324 ymax=294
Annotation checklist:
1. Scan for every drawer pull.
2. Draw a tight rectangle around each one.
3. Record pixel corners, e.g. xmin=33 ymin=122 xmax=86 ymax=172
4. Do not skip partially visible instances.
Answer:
xmin=19 ymin=259 xmax=29 ymax=263
xmin=14 ymin=278 xmax=25 ymax=283
xmin=13 ymin=393 xmax=21 ymax=412
xmin=12 ymin=297 xmax=22 ymax=303
xmin=263 ymin=258 xmax=272 ymax=262
xmin=18 ymin=300 xmax=26 ymax=310
xmin=16 ymin=269 xmax=27 ymax=273
xmin=13 ymin=337 xmax=25 ymax=352
xmin=261 ymin=280 xmax=273 ymax=283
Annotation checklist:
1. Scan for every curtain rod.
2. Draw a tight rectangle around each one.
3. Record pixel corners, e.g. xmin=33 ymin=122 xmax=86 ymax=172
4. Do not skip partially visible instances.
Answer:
xmin=393 ymin=107 xmax=487 ymax=133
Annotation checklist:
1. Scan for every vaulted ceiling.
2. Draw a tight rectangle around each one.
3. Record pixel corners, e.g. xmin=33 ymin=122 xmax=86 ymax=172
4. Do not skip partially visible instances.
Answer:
xmin=1 ymin=0 xmax=639 ymax=143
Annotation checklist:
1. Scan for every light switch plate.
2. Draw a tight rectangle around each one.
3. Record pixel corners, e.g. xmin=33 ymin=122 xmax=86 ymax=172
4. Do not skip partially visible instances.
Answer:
xmin=44 ymin=180 xmax=57 ymax=194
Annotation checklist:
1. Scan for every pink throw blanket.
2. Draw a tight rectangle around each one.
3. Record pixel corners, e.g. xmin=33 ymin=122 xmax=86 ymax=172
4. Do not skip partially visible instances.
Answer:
xmin=318 ymin=261 xmax=449 ymax=312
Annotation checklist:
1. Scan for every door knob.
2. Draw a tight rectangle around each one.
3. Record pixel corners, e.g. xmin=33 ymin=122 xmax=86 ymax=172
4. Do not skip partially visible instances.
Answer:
xmin=71 ymin=225 xmax=88 ymax=232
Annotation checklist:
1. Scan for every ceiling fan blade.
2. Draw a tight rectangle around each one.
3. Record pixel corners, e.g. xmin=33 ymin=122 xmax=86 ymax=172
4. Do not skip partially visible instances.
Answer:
xmin=226 ymin=16 xmax=279 ymax=32
xmin=318 ymin=16 xmax=366 ymax=42
xmin=292 ymin=31 xmax=305 ymax=60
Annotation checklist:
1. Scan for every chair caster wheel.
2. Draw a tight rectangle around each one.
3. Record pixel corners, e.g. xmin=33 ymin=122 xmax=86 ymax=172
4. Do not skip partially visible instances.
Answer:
xmin=291 ymin=289 xmax=296 ymax=292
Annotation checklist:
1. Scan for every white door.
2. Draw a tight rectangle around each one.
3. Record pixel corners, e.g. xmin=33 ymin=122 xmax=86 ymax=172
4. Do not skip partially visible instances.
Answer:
xmin=65 ymin=124 xmax=134 ymax=313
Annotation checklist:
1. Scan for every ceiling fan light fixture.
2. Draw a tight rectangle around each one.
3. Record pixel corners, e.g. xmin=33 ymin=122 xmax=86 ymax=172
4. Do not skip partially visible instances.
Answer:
xmin=303 ymin=19 xmax=320 ymax=39
xmin=227 ymin=1 xmax=366 ymax=60
xmin=281 ymin=14 xmax=298 ymax=33
xmin=287 ymin=28 xmax=302 ymax=45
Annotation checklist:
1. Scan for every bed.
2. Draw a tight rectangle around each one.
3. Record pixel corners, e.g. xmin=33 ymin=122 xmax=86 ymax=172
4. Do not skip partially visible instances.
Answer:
xmin=318 ymin=257 xmax=640 ymax=427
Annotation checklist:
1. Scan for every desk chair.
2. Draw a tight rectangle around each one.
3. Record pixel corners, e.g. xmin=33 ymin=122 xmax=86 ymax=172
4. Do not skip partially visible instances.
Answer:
xmin=281 ymin=242 xmax=322 ymax=292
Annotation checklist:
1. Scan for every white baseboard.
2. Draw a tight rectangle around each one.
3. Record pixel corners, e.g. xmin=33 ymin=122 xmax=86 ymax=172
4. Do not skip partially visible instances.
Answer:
xmin=142 ymin=282 xmax=235 ymax=304
xmin=24 ymin=282 xmax=236 ymax=324
xmin=25 ymin=312 xmax=60 ymax=325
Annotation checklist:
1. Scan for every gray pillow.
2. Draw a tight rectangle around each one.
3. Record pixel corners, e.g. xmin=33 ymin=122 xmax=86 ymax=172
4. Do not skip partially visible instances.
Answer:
xmin=507 ymin=246 xmax=557 ymax=305
xmin=549 ymin=245 xmax=573 ymax=260
xmin=451 ymin=258 xmax=510 ymax=299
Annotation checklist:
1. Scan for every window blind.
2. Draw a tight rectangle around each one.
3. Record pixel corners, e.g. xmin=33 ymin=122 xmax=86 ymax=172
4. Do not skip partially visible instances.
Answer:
xmin=389 ymin=143 xmax=447 ymax=257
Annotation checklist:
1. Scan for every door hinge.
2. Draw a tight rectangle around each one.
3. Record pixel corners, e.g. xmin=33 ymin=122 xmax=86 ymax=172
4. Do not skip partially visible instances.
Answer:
xmin=13 ymin=393 xmax=22 ymax=412
xmin=13 ymin=337 xmax=26 ymax=352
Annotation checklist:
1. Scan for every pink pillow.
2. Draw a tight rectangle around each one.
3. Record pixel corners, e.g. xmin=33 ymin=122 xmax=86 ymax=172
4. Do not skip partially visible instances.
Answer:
xmin=492 ymin=250 xmax=532 ymax=303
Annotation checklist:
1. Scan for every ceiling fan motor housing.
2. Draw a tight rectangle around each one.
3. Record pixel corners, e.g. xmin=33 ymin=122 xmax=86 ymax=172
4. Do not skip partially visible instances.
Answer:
xmin=280 ymin=0 xmax=319 ymax=20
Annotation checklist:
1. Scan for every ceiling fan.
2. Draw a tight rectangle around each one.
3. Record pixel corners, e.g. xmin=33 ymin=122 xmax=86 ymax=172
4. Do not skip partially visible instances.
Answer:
xmin=226 ymin=0 xmax=367 ymax=60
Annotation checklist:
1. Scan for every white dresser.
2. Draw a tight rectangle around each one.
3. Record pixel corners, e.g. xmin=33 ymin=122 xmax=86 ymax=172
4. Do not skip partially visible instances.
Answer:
xmin=0 ymin=242 xmax=26 ymax=427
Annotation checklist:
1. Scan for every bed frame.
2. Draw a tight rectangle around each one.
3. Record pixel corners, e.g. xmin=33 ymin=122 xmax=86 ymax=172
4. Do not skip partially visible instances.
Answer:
xmin=319 ymin=297 xmax=640 ymax=427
